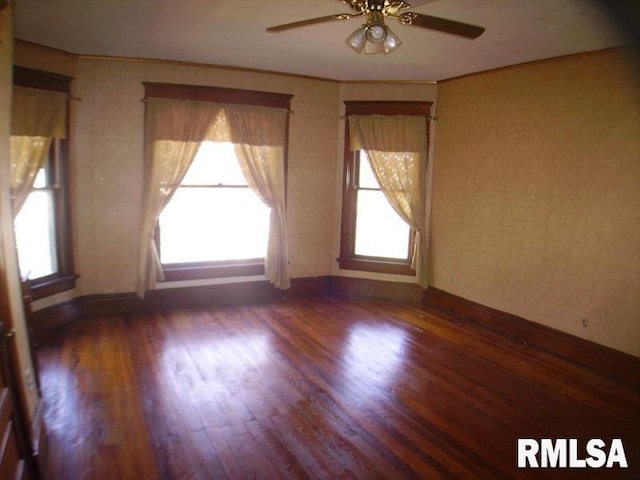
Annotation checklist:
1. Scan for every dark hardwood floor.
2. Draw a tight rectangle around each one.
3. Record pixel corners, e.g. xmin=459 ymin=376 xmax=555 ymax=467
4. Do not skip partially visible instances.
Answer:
xmin=35 ymin=296 xmax=639 ymax=479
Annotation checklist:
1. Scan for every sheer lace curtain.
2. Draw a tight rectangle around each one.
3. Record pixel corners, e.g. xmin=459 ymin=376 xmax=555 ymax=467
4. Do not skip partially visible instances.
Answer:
xmin=348 ymin=114 xmax=429 ymax=286
xmin=10 ymin=86 xmax=67 ymax=214
xmin=225 ymin=104 xmax=290 ymax=289
xmin=137 ymin=98 xmax=291 ymax=296
xmin=137 ymin=98 xmax=224 ymax=296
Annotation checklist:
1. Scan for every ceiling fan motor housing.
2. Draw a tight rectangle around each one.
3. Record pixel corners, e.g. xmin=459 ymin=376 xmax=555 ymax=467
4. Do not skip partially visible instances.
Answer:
xmin=366 ymin=0 xmax=386 ymax=11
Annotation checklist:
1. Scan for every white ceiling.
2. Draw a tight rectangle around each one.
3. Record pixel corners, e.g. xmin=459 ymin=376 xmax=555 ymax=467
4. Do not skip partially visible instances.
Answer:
xmin=13 ymin=0 xmax=633 ymax=82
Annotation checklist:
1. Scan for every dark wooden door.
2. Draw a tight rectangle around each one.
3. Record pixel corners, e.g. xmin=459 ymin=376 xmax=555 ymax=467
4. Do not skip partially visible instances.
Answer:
xmin=0 ymin=323 xmax=28 ymax=480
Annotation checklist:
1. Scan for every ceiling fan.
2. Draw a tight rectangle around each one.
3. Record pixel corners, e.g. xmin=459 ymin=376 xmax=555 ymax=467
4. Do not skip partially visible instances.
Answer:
xmin=266 ymin=0 xmax=485 ymax=55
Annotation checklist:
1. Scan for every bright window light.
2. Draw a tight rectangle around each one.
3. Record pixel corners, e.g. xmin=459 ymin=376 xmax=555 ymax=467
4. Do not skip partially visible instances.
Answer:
xmin=354 ymin=153 xmax=411 ymax=259
xmin=14 ymin=168 xmax=58 ymax=279
xmin=159 ymin=142 xmax=270 ymax=264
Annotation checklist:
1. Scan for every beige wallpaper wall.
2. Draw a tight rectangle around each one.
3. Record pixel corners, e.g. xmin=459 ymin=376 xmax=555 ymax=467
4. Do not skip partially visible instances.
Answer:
xmin=13 ymin=42 xmax=76 ymax=77
xmin=431 ymin=49 xmax=640 ymax=356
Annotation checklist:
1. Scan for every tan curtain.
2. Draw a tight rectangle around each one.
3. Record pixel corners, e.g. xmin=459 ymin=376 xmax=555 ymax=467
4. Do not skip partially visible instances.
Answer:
xmin=225 ymin=104 xmax=291 ymax=289
xmin=9 ymin=136 xmax=53 ymax=213
xmin=10 ymin=87 xmax=67 ymax=214
xmin=136 ymin=98 xmax=224 ymax=296
xmin=348 ymin=114 xmax=429 ymax=287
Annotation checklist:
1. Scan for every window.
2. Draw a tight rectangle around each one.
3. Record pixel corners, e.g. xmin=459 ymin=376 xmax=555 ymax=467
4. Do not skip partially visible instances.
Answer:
xmin=338 ymin=101 xmax=431 ymax=275
xmin=353 ymin=150 xmax=412 ymax=259
xmin=14 ymin=153 xmax=58 ymax=278
xmin=143 ymin=82 xmax=292 ymax=283
xmin=158 ymin=142 xmax=271 ymax=279
xmin=11 ymin=67 xmax=75 ymax=299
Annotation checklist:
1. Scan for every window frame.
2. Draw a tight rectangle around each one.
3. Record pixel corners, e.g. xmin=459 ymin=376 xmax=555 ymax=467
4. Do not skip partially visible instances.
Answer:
xmin=143 ymin=82 xmax=292 ymax=282
xmin=156 ymin=152 xmax=269 ymax=281
xmin=338 ymin=101 xmax=431 ymax=276
xmin=13 ymin=66 xmax=76 ymax=300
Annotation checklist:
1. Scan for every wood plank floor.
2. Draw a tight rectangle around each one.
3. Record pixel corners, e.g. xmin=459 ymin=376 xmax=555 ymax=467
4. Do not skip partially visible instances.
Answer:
xmin=35 ymin=296 xmax=639 ymax=479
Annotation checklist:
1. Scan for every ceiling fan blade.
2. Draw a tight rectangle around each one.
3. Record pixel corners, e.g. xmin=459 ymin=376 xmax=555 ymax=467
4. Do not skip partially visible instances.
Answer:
xmin=266 ymin=13 xmax=358 ymax=32
xmin=398 ymin=12 xmax=485 ymax=39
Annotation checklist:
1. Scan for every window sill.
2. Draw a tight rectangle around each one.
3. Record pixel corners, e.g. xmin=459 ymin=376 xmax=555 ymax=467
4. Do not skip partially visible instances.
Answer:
xmin=162 ymin=260 xmax=265 ymax=282
xmin=337 ymin=257 xmax=415 ymax=276
xmin=30 ymin=274 xmax=78 ymax=300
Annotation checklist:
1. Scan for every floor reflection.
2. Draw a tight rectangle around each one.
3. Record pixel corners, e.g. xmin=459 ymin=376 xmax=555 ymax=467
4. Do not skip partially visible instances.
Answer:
xmin=157 ymin=332 xmax=273 ymax=425
xmin=338 ymin=323 xmax=408 ymax=406
xmin=39 ymin=361 xmax=84 ymax=439
xmin=161 ymin=332 xmax=271 ymax=376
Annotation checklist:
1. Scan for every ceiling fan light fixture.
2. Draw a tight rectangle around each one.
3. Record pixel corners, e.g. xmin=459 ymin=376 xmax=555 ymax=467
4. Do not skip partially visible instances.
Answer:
xmin=383 ymin=27 xmax=402 ymax=53
xmin=346 ymin=27 xmax=368 ymax=53
xmin=365 ymin=24 xmax=387 ymax=44
xmin=345 ymin=22 xmax=402 ymax=55
xmin=363 ymin=40 xmax=387 ymax=55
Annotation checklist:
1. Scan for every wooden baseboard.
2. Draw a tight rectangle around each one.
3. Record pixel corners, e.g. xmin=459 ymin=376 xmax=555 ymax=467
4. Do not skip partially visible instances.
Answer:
xmin=30 ymin=276 xmax=332 ymax=338
xmin=79 ymin=281 xmax=289 ymax=317
xmin=330 ymin=276 xmax=423 ymax=303
xmin=423 ymin=287 xmax=640 ymax=386
xmin=29 ymin=300 xmax=82 ymax=338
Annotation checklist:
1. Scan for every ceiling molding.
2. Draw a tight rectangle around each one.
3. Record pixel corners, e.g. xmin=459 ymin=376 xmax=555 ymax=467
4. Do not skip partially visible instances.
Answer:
xmin=439 ymin=46 xmax=633 ymax=84
xmin=14 ymin=40 xmax=633 ymax=87
xmin=15 ymin=38 xmax=340 ymax=84
xmin=15 ymin=38 xmax=77 ymax=58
